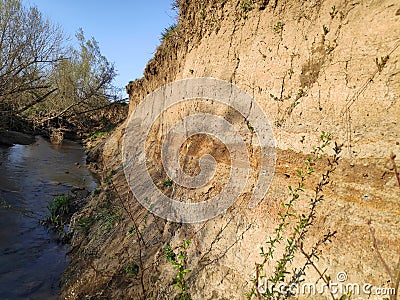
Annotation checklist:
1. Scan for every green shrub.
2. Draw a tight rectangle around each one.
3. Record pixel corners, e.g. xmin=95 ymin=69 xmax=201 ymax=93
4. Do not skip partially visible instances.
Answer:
xmin=41 ymin=195 xmax=73 ymax=232
xmin=161 ymin=24 xmax=178 ymax=42
xmin=165 ymin=240 xmax=192 ymax=300
xmin=240 ymin=0 xmax=253 ymax=19
xmin=247 ymin=132 xmax=343 ymax=299
xmin=163 ymin=178 xmax=173 ymax=188
xmin=273 ymin=21 xmax=285 ymax=33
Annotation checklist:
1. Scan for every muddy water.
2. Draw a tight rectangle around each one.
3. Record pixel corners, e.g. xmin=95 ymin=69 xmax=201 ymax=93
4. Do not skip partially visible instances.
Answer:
xmin=0 ymin=136 xmax=97 ymax=299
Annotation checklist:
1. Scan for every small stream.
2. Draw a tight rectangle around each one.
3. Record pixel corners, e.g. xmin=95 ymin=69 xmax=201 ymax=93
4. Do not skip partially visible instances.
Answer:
xmin=0 ymin=136 xmax=97 ymax=299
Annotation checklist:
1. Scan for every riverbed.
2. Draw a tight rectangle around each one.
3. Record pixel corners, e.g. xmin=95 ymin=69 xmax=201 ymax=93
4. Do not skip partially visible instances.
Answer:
xmin=0 ymin=136 xmax=97 ymax=299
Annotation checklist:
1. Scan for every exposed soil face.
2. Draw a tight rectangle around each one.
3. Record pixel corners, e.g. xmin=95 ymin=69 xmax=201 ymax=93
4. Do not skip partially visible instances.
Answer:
xmin=62 ymin=142 xmax=399 ymax=299
xmin=62 ymin=0 xmax=399 ymax=299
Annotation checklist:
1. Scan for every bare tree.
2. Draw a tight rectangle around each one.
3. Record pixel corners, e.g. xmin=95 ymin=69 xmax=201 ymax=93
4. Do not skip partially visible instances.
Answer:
xmin=0 ymin=0 xmax=64 ymax=112
xmin=0 ymin=0 xmax=119 ymax=132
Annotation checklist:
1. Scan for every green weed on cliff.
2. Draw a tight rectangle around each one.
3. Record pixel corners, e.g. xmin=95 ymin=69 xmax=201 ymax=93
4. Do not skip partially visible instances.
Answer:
xmin=165 ymin=240 xmax=192 ymax=300
xmin=240 ymin=0 xmax=253 ymax=19
xmin=375 ymin=55 xmax=390 ymax=73
xmin=273 ymin=21 xmax=285 ymax=34
xmin=163 ymin=178 xmax=173 ymax=188
xmin=161 ymin=24 xmax=178 ymax=42
xmin=330 ymin=6 xmax=338 ymax=19
xmin=125 ymin=262 xmax=140 ymax=277
xmin=247 ymin=132 xmax=343 ymax=300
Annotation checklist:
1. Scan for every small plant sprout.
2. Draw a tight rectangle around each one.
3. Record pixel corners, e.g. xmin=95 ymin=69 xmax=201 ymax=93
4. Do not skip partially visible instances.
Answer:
xmin=90 ymin=131 xmax=106 ymax=140
xmin=240 ymin=0 xmax=253 ymax=19
xmin=270 ymin=93 xmax=280 ymax=101
xmin=201 ymin=8 xmax=206 ymax=20
xmin=241 ymin=0 xmax=252 ymax=12
xmin=375 ymin=55 xmax=390 ymax=72
xmin=246 ymin=120 xmax=255 ymax=132
xmin=163 ymin=178 xmax=173 ymax=188
xmin=128 ymin=225 xmax=136 ymax=234
xmin=312 ymin=131 xmax=332 ymax=157
xmin=323 ymin=25 xmax=329 ymax=35
xmin=297 ymin=88 xmax=307 ymax=98
xmin=125 ymin=262 xmax=140 ymax=277
xmin=330 ymin=6 xmax=338 ymax=18
xmin=273 ymin=21 xmax=285 ymax=34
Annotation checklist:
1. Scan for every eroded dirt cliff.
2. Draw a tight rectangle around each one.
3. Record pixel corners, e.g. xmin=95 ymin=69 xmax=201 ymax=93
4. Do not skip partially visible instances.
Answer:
xmin=62 ymin=1 xmax=400 ymax=299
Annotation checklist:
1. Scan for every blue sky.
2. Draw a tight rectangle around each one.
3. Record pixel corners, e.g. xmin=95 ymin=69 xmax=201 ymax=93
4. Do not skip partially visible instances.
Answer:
xmin=24 ymin=1 xmax=176 ymax=93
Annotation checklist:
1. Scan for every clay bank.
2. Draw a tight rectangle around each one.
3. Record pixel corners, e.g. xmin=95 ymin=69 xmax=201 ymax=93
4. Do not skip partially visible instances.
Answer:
xmin=61 ymin=1 xmax=399 ymax=300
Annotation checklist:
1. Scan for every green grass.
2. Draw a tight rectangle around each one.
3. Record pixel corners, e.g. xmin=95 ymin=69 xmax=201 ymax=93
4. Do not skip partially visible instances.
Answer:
xmin=97 ymin=208 xmax=122 ymax=232
xmin=41 ymin=195 xmax=73 ymax=232
xmin=161 ymin=24 xmax=178 ymax=42
xmin=125 ymin=262 xmax=140 ymax=276
xmin=89 ymin=124 xmax=117 ymax=140
xmin=90 ymin=131 xmax=106 ymax=139
xmin=240 ymin=0 xmax=253 ymax=19
xmin=76 ymin=216 xmax=95 ymax=235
